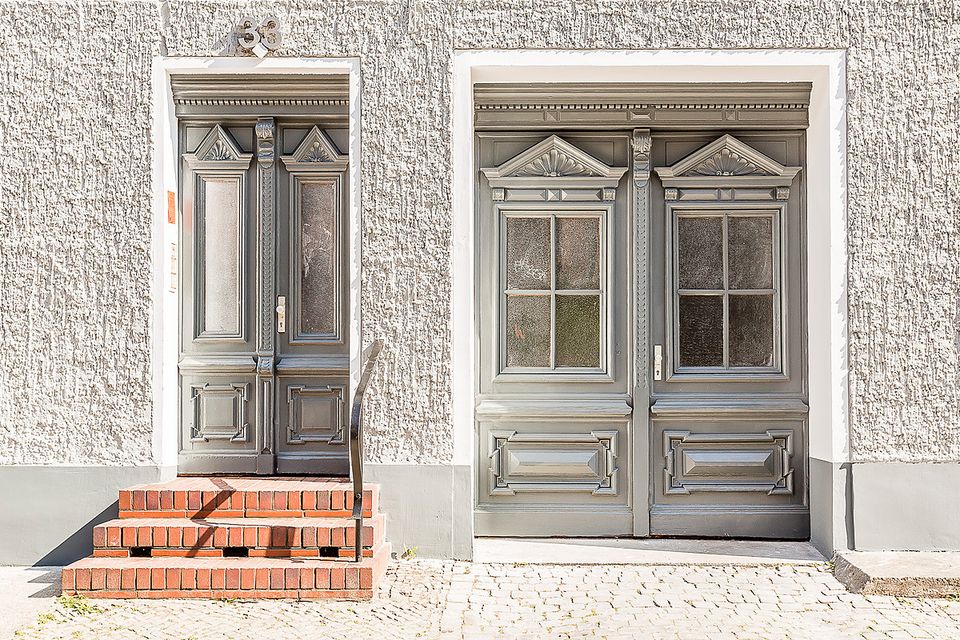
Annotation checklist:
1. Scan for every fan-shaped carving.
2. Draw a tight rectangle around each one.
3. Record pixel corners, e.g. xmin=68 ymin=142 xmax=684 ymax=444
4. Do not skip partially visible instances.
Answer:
xmin=481 ymin=135 xmax=628 ymax=187
xmin=281 ymin=126 xmax=348 ymax=170
xmin=513 ymin=148 xmax=597 ymax=177
xmin=654 ymin=134 xmax=801 ymax=190
xmin=687 ymin=148 xmax=768 ymax=177
xmin=183 ymin=125 xmax=253 ymax=170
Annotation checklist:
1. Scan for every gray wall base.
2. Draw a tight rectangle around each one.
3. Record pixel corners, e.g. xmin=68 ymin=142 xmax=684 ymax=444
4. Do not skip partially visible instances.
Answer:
xmin=809 ymin=457 xmax=852 ymax=558
xmin=364 ymin=463 xmax=473 ymax=561
xmin=0 ymin=465 xmax=175 ymax=566
xmin=852 ymin=462 xmax=960 ymax=551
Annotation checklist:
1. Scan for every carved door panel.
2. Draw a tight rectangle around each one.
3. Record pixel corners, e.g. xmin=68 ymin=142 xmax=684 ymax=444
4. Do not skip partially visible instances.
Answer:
xmin=178 ymin=119 xmax=350 ymax=475
xmin=648 ymin=132 xmax=809 ymax=538
xmin=475 ymin=133 xmax=635 ymax=535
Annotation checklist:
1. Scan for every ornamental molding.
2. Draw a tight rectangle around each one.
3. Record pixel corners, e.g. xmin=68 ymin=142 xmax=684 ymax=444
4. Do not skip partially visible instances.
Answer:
xmin=183 ymin=125 xmax=253 ymax=170
xmin=481 ymin=135 xmax=627 ymax=189
xmin=281 ymin=126 xmax=349 ymax=171
xmin=654 ymin=134 xmax=800 ymax=194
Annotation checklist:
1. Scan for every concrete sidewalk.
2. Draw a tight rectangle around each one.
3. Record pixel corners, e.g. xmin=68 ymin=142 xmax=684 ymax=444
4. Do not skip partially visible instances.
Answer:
xmin=0 ymin=567 xmax=61 ymax=639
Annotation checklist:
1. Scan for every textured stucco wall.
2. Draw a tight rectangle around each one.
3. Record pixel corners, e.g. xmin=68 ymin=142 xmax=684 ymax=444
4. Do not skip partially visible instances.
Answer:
xmin=1 ymin=0 xmax=958 ymax=465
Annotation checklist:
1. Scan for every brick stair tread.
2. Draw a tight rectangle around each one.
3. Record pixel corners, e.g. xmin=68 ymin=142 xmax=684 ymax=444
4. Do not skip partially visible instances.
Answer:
xmin=94 ymin=514 xmax=385 ymax=551
xmin=97 ymin=514 xmax=383 ymax=529
xmin=123 ymin=478 xmax=379 ymax=492
xmin=62 ymin=544 xmax=391 ymax=600
xmin=119 ymin=478 xmax=379 ymax=518
xmin=65 ymin=550 xmax=387 ymax=570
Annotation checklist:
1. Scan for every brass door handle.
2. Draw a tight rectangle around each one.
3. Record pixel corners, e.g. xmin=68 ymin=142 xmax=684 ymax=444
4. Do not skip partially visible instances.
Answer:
xmin=276 ymin=296 xmax=286 ymax=333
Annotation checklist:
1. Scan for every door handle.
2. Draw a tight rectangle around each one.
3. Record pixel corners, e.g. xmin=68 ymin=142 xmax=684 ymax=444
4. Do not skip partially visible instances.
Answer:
xmin=276 ymin=296 xmax=286 ymax=333
xmin=653 ymin=344 xmax=663 ymax=381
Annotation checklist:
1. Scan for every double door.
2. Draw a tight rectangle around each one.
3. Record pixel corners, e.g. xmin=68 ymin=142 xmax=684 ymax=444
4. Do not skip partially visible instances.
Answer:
xmin=177 ymin=118 xmax=350 ymax=475
xmin=475 ymin=127 xmax=809 ymax=539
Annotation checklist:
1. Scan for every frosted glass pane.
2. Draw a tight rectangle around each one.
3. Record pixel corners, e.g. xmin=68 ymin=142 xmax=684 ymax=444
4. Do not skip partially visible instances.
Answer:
xmin=505 ymin=295 xmax=551 ymax=367
xmin=729 ymin=294 xmax=775 ymax=367
xmin=555 ymin=295 xmax=600 ymax=368
xmin=506 ymin=217 xmax=550 ymax=290
xmin=202 ymin=177 xmax=241 ymax=335
xmin=556 ymin=217 xmax=600 ymax=290
xmin=729 ymin=216 xmax=773 ymax=289
xmin=678 ymin=295 xmax=723 ymax=367
xmin=299 ymin=180 xmax=338 ymax=335
xmin=677 ymin=216 xmax=723 ymax=289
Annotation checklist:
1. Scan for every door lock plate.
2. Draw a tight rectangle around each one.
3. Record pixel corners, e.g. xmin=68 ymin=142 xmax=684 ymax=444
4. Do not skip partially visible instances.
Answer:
xmin=276 ymin=296 xmax=286 ymax=333
xmin=654 ymin=344 xmax=663 ymax=381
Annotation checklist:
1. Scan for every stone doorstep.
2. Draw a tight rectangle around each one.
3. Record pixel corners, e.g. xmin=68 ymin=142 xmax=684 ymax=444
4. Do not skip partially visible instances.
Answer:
xmin=62 ymin=543 xmax=391 ymax=600
xmin=119 ymin=479 xmax=379 ymax=519
xmin=92 ymin=513 xmax=385 ymax=555
xmin=834 ymin=551 xmax=960 ymax=597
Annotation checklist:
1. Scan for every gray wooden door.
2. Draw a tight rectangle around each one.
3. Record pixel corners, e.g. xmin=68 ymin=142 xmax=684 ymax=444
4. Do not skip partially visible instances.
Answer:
xmin=648 ymin=132 xmax=809 ymax=538
xmin=177 ymin=120 xmax=350 ymax=475
xmin=475 ymin=133 xmax=635 ymax=535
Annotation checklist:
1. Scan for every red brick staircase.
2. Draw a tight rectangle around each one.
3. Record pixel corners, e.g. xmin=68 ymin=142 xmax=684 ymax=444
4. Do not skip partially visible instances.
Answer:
xmin=61 ymin=477 xmax=390 ymax=600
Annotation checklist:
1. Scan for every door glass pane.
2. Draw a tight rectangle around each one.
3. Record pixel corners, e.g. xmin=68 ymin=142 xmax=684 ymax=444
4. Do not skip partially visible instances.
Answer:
xmin=678 ymin=294 xmax=723 ymax=367
xmin=506 ymin=217 xmax=550 ymax=290
xmin=299 ymin=180 xmax=338 ymax=336
xmin=677 ymin=216 xmax=723 ymax=289
xmin=555 ymin=295 xmax=600 ymax=367
xmin=505 ymin=295 xmax=551 ymax=367
xmin=556 ymin=217 xmax=600 ymax=290
xmin=728 ymin=216 xmax=773 ymax=289
xmin=201 ymin=177 xmax=241 ymax=335
xmin=729 ymin=294 xmax=774 ymax=367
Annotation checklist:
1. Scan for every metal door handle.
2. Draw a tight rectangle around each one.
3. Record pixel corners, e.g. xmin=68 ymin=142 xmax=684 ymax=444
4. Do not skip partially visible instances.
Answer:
xmin=276 ymin=296 xmax=286 ymax=333
xmin=653 ymin=345 xmax=663 ymax=381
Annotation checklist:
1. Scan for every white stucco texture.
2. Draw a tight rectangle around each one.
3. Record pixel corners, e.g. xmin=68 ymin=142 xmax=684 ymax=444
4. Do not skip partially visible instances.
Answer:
xmin=1 ymin=1 xmax=958 ymax=464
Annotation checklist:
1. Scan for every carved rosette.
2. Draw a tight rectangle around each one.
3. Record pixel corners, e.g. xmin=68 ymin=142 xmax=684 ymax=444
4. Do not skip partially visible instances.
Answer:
xmin=632 ymin=129 xmax=652 ymax=389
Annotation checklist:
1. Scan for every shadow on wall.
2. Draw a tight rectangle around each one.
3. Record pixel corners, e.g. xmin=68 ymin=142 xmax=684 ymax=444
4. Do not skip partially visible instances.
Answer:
xmin=33 ymin=503 xmax=117 ymax=567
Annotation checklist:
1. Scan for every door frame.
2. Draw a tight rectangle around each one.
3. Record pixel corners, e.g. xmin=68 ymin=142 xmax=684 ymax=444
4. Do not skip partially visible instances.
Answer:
xmin=452 ymin=50 xmax=850 ymax=554
xmin=149 ymin=58 xmax=364 ymax=473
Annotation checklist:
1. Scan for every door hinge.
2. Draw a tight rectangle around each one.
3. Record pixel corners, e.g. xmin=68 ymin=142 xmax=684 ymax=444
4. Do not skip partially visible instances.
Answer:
xmin=653 ymin=344 xmax=663 ymax=381
xmin=276 ymin=296 xmax=286 ymax=333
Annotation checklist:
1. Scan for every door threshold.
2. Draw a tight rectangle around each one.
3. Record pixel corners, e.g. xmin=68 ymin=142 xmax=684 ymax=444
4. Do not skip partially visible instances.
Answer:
xmin=472 ymin=537 xmax=825 ymax=565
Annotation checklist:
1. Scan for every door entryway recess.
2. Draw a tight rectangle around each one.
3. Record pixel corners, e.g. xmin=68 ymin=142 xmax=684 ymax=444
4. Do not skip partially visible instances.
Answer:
xmin=174 ymin=75 xmax=352 ymax=475
xmin=474 ymin=83 xmax=810 ymax=539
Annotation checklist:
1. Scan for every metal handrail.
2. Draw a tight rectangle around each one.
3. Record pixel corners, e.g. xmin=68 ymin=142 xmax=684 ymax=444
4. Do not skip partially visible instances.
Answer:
xmin=349 ymin=339 xmax=384 ymax=562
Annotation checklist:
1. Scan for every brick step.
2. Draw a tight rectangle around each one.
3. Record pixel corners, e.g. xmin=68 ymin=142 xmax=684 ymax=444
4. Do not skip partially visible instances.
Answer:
xmin=92 ymin=514 xmax=384 ymax=559
xmin=62 ymin=544 xmax=391 ymax=600
xmin=119 ymin=477 xmax=378 ymax=519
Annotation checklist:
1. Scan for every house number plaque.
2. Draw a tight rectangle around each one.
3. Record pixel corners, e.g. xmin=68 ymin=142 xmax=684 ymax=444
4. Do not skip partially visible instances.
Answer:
xmin=236 ymin=16 xmax=282 ymax=58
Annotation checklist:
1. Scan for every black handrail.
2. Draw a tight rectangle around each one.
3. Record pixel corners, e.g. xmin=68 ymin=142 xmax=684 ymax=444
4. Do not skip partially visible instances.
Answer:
xmin=349 ymin=339 xmax=384 ymax=562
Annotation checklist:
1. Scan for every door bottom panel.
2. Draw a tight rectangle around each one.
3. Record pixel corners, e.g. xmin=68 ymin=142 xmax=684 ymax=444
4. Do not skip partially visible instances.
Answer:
xmin=474 ymin=509 xmax=634 ymax=537
xmin=649 ymin=505 xmax=810 ymax=539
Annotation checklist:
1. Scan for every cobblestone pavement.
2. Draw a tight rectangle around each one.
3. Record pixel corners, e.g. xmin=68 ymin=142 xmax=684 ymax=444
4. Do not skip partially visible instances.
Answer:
xmin=11 ymin=560 xmax=960 ymax=639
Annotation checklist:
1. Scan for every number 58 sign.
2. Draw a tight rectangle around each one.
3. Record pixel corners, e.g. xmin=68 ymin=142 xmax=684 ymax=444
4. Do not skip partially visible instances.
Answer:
xmin=236 ymin=16 xmax=281 ymax=57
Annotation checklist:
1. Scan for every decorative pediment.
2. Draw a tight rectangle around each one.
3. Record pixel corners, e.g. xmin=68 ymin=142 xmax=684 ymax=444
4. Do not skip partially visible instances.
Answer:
xmin=481 ymin=135 xmax=628 ymax=189
xmin=654 ymin=135 xmax=800 ymax=195
xmin=281 ymin=126 xmax=349 ymax=170
xmin=183 ymin=125 xmax=253 ymax=170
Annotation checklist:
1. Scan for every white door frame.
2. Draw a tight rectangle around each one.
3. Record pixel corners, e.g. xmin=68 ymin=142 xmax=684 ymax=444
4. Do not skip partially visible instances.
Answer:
xmin=451 ymin=49 xmax=849 ymax=554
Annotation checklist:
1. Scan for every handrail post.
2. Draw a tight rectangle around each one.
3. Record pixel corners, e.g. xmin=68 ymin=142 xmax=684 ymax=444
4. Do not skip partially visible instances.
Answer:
xmin=349 ymin=339 xmax=384 ymax=563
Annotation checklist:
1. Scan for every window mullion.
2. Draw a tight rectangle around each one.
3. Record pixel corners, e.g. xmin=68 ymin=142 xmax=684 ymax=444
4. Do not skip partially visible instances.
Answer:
xmin=550 ymin=214 xmax=557 ymax=370
xmin=722 ymin=213 xmax=730 ymax=369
